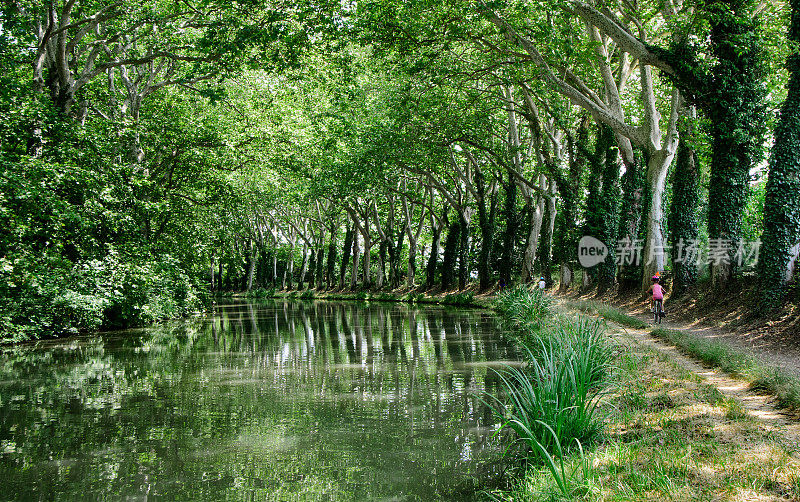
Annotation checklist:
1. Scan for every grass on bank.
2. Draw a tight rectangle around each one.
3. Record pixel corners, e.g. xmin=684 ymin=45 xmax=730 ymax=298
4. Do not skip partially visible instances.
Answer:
xmin=566 ymin=299 xmax=649 ymax=329
xmin=651 ymin=327 xmax=800 ymax=413
xmin=489 ymin=287 xmax=800 ymax=501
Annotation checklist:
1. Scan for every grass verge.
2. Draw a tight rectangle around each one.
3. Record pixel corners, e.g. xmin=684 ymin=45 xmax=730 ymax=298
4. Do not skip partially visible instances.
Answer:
xmin=489 ymin=290 xmax=800 ymax=501
xmin=487 ymin=287 xmax=614 ymax=498
xmin=651 ymin=327 xmax=800 ymax=412
xmin=566 ymin=299 xmax=649 ymax=329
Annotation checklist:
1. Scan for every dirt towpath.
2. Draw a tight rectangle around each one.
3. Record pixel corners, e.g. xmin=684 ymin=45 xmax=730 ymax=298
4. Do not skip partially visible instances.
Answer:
xmin=559 ymin=299 xmax=800 ymax=450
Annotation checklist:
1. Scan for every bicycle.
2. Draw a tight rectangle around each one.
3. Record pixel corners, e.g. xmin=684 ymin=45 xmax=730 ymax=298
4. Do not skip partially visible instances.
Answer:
xmin=652 ymin=299 xmax=665 ymax=324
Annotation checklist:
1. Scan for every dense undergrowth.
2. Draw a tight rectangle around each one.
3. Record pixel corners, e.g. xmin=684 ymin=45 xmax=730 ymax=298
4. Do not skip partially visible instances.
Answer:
xmin=1 ymin=249 xmax=205 ymax=343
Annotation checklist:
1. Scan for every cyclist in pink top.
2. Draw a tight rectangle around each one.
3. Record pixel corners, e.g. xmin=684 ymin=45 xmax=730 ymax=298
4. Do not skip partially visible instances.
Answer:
xmin=648 ymin=275 xmax=665 ymax=323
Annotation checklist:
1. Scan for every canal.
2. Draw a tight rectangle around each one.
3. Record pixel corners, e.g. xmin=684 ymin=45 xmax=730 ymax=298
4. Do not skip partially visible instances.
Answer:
xmin=0 ymin=300 xmax=522 ymax=500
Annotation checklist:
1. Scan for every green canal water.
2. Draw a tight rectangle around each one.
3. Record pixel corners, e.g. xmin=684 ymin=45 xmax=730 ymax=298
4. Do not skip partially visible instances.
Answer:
xmin=0 ymin=301 xmax=521 ymax=500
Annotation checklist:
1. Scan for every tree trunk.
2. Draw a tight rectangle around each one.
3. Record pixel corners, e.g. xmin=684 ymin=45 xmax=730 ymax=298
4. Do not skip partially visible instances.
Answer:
xmin=298 ymin=244 xmax=309 ymax=290
xmin=554 ymin=117 xmax=589 ymax=292
xmin=669 ymin=111 xmax=701 ymax=297
xmin=641 ymin=151 xmax=677 ymax=290
xmin=246 ymin=242 xmax=257 ymax=292
xmin=377 ymin=240 xmax=387 ymax=289
xmin=521 ymin=185 xmax=545 ymax=284
xmin=286 ymin=245 xmax=295 ymax=290
xmin=705 ymin=2 xmax=767 ymax=285
xmin=209 ymin=256 xmax=217 ymax=291
xmin=499 ymin=173 xmax=518 ymax=288
xmin=539 ymin=185 xmax=557 ymax=286
xmin=257 ymin=249 xmax=268 ymax=287
xmin=308 ymin=246 xmax=316 ymax=289
xmin=458 ymin=212 xmax=469 ymax=290
xmin=326 ymin=227 xmax=338 ymax=289
xmin=339 ymin=224 xmax=353 ymax=289
xmin=351 ymin=226 xmax=360 ymax=289
xmin=476 ymin=168 xmax=496 ymax=291
xmin=597 ymin=127 xmax=622 ymax=294
xmin=426 ymin=206 xmax=447 ymax=289
xmin=315 ymin=245 xmax=325 ymax=289
xmin=387 ymin=229 xmax=403 ymax=289
xmin=407 ymin=235 xmax=418 ymax=288
xmin=441 ymin=218 xmax=461 ymax=291
xmin=271 ymin=252 xmax=278 ymax=287
xmin=362 ymin=233 xmax=372 ymax=288
xmin=758 ymin=0 xmax=800 ymax=311
xmin=582 ymin=135 xmax=604 ymax=287
xmin=616 ymin=150 xmax=647 ymax=290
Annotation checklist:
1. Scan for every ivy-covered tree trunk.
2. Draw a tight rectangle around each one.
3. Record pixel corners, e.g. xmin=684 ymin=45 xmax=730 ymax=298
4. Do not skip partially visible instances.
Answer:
xmin=499 ymin=172 xmax=518 ymax=288
xmin=538 ymin=189 xmax=555 ymax=286
xmin=669 ymin=111 xmax=701 ymax=296
xmin=391 ymin=229 xmax=404 ymax=288
xmin=270 ymin=252 xmax=277 ymax=287
xmin=210 ymin=257 xmax=216 ymax=291
xmin=616 ymin=150 xmax=646 ymax=290
xmin=476 ymin=167 xmax=497 ymax=291
xmin=360 ymin=229 xmax=371 ymax=288
xmin=758 ymin=0 xmax=800 ymax=312
xmin=350 ymin=225 xmax=360 ymax=289
xmin=377 ymin=240 xmax=387 ymax=289
xmin=441 ymin=218 xmax=461 ymax=291
xmin=339 ymin=224 xmax=353 ymax=289
xmin=596 ymin=125 xmax=622 ymax=294
xmin=553 ymin=118 xmax=588 ymax=291
xmin=705 ymin=0 xmax=767 ymax=284
xmin=307 ymin=245 xmax=316 ymax=289
xmin=582 ymin=136 xmax=604 ymax=287
xmin=407 ymin=235 xmax=418 ymax=289
xmin=314 ymin=243 xmax=325 ymax=289
xmin=298 ymin=244 xmax=309 ymax=289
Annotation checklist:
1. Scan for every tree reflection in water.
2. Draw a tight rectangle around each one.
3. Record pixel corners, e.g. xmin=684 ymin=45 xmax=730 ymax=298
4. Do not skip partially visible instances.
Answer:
xmin=0 ymin=300 xmax=520 ymax=500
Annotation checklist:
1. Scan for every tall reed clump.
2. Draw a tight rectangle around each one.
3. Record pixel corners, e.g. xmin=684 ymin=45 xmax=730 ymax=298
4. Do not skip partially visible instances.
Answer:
xmin=491 ymin=316 xmax=613 ymax=456
xmin=494 ymin=286 xmax=553 ymax=335
xmin=489 ymin=292 xmax=614 ymax=496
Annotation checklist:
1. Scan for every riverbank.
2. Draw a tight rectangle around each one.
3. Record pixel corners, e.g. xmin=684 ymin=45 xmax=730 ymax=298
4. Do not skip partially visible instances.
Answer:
xmin=488 ymin=288 xmax=800 ymax=501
